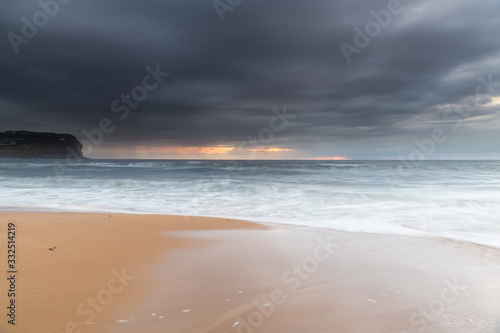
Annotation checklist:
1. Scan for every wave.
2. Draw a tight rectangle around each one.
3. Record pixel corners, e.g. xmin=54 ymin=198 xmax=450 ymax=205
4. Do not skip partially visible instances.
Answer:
xmin=315 ymin=163 xmax=370 ymax=168
xmin=0 ymin=160 xmax=499 ymax=249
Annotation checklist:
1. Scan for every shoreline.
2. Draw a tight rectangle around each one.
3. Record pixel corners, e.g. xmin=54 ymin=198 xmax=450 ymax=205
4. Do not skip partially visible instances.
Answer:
xmin=2 ymin=207 xmax=499 ymax=251
xmin=0 ymin=212 xmax=499 ymax=332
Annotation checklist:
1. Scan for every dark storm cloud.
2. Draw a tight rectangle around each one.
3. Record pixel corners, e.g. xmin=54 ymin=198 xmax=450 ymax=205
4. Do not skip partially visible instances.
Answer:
xmin=1 ymin=0 xmax=500 ymax=158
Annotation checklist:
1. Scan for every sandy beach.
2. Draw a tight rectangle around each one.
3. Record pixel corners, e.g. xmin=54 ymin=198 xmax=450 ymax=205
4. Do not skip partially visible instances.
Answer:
xmin=1 ymin=212 xmax=499 ymax=333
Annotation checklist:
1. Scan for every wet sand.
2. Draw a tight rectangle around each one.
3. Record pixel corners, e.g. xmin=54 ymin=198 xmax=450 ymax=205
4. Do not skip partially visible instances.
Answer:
xmin=0 ymin=212 xmax=499 ymax=333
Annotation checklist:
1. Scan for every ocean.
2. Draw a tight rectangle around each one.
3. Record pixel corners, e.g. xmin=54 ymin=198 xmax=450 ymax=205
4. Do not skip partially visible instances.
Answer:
xmin=1 ymin=159 xmax=499 ymax=248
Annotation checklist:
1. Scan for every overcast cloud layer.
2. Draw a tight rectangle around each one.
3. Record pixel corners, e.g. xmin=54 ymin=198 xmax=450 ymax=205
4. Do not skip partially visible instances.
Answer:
xmin=1 ymin=0 xmax=500 ymax=159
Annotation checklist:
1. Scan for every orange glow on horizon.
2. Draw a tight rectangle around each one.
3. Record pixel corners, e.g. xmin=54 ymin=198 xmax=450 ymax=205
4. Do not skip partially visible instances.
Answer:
xmin=189 ymin=146 xmax=235 ymax=155
xmin=308 ymin=156 xmax=349 ymax=160
xmin=250 ymin=147 xmax=295 ymax=152
xmin=86 ymin=145 xmax=346 ymax=160
xmin=130 ymin=145 xmax=296 ymax=158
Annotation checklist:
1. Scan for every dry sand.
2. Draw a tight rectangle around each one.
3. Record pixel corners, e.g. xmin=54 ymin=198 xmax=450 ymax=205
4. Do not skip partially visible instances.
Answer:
xmin=0 ymin=212 xmax=499 ymax=333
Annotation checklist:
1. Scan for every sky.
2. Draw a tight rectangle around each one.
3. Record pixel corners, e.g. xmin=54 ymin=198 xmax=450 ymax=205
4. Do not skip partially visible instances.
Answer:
xmin=1 ymin=0 xmax=500 ymax=160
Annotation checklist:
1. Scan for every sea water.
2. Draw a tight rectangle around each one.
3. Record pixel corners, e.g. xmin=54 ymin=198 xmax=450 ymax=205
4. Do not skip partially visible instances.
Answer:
xmin=0 ymin=159 xmax=499 ymax=248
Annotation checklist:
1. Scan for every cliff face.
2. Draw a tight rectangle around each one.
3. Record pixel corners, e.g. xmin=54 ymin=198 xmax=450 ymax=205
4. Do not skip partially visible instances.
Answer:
xmin=0 ymin=131 xmax=84 ymax=159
